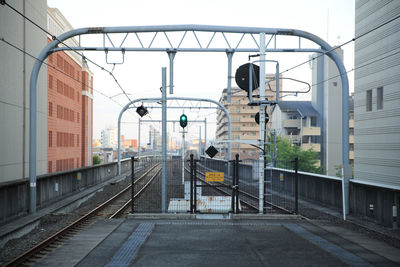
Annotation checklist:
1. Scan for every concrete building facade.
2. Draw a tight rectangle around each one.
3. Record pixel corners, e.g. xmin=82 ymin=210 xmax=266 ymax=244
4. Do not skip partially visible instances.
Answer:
xmin=310 ymin=47 xmax=347 ymax=176
xmin=354 ymin=0 xmax=400 ymax=186
xmin=47 ymin=8 xmax=93 ymax=173
xmin=0 ymin=0 xmax=47 ymax=183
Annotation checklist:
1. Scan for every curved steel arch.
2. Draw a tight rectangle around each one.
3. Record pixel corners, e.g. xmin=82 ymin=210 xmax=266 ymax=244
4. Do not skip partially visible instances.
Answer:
xmin=28 ymin=25 xmax=349 ymax=213
xmin=117 ymin=97 xmax=232 ymax=175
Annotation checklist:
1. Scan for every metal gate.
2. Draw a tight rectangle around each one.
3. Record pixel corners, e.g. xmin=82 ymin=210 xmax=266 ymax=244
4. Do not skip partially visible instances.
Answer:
xmin=189 ymin=154 xmax=239 ymax=214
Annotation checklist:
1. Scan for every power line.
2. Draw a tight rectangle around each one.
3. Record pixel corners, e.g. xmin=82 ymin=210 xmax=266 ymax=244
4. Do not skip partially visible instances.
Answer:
xmin=281 ymin=13 xmax=400 ymax=75
xmin=1 ymin=0 xmax=132 ymax=103
xmin=285 ymin=49 xmax=400 ymax=96
xmin=0 ymin=36 xmax=126 ymax=109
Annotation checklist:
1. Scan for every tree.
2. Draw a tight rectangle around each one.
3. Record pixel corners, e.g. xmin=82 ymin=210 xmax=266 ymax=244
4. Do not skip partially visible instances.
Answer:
xmin=265 ymin=134 xmax=324 ymax=174
xmin=93 ymin=155 xmax=101 ymax=165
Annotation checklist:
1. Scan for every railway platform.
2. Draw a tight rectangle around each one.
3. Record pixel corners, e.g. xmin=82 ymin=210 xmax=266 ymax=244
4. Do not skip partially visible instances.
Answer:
xmin=29 ymin=214 xmax=400 ymax=267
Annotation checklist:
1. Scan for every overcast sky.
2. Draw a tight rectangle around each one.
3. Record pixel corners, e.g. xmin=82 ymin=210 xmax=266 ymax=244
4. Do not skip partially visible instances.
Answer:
xmin=47 ymin=0 xmax=355 ymax=145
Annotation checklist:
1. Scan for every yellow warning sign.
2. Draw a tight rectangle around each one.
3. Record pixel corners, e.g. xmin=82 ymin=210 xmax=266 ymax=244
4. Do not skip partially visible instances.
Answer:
xmin=205 ymin=172 xmax=224 ymax=182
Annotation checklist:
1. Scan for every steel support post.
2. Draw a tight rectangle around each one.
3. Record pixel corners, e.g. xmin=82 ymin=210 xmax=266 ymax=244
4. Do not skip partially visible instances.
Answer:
xmin=198 ymin=126 xmax=202 ymax=158
xmin=231 ymin=158 xmax=236 ymax=213
xmin=161 ymin=67 xmax=167 ymax=213
xmin=258 ymin=32 xmax=266 ymax=214
xmin=168 ymin=51 xmax=176 ymax=94
xmin=194 ymin=158 xmax=197 ymax=212
xmin=182 ymin=130 xmax=185 ymax=184
xmin=131 ymin=156 xmax=135 ymax=213
xmin=29 ymin=68 xmax=38 ymax=214
xmin=190 ymin=154 xmax=194 ymax=213
xmin=294 ymin=157 xmax=299 ymax=214
xmin=138 ymin=118 xmax=141 ymax=158
xmin=117 ymin=105 xmax=128 ymax=175
xmin=204 ymin=118 xmax=207 ymax=156
xmin=341 ymin=164 xmax=352 ymax=220
xmin=235 ymin=154 xmax=240 ymax=214
xmin=226 ymin=51 xmax=234 ymax=103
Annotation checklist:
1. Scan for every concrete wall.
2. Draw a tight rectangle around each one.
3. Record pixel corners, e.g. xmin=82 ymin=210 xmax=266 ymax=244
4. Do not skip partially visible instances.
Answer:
xmin=0 ymin=0 xmax=47 ymax=183
xmin=354 ymin=0 xmax=400 ymax=187
xmin=0 ymin=159 xmax=131 ymax=224
xmin=204 ymin=158 xmax=400 ymax=228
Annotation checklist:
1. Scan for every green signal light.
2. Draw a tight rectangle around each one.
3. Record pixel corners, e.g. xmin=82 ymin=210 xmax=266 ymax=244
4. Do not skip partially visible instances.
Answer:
xmin=180 ymin=114 xmax=188 ymax=128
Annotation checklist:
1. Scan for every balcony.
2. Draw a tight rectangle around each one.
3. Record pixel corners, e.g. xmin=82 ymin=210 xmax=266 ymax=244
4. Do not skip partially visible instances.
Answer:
xmin=349 ymin=119 xmax=354 ymax=128
xmin=283 ymin=119 xmax=300 ymax=128
xmin=349 ymin=150 xmax=354 ymax=160
xmin=349 ymin=135 xmax=354 ymax=144
xmin=240 ymin=126 xmax=258 ymax=132
xmin=302 ymin=127 xmax=320 ymax=136
xmin=287 ymin=135 xmax=301 ymax=144
xmin=241 ymin=117 xmax=256 ymax=123
xmin=241 ymin=135 xmax=259 ymax=140
xmin=301 ymin=143 xmax=321 ymax=152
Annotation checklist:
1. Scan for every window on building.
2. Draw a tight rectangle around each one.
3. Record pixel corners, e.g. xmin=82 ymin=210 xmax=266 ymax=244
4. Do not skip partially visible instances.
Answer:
xmin=350 ymin=128 xmax=354 ymax=135
xmin=310 ymin=136 xmax=319 ymax=143
xmin=377 ymin=87 xmax=383 ymax=110
xmin=366 ymin=89 xmax=372 ymax=111
xmin=48 ymin=102 xmax=53 ymax=116
xmin=48 ymin=161 xmax=52 ymax=173
xmin=48 ymin=75 xmax=53 ymax=89
xmin=48 ymin=131 xmax=52 ymax=147
xmin=310 ymin=117 xmax=317 ymax=126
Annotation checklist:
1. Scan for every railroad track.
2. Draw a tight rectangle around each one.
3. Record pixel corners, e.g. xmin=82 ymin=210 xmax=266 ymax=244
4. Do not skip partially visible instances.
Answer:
xmin=183 ymin=166 xmax=258 ymax=212
xmin=5 ymin=164 xmax=161 ymax=267
xmin=192 ymin=164 xmax=292 ymax=214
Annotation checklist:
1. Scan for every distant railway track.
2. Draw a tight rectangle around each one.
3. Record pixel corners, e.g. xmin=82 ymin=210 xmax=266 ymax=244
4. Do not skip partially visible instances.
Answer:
xmin=5 ymin=163 xmax=161 ymax=267
xmin=184 ymin=166 xmax=258 ymax=212
xmin=193 ymin=163 xmax=292 ymax=214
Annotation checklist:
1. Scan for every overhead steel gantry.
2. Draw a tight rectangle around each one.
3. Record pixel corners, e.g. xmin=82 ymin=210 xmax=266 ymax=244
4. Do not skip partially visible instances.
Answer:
xmin=29 ymin=25 xmax=350 ymax=214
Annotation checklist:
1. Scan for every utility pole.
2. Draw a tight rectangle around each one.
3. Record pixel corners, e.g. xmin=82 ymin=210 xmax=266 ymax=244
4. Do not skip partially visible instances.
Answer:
xmin=198 ymin=126 xmax=202 ymax=158
xmin=181 ymin=130 xmax=185 ymax=184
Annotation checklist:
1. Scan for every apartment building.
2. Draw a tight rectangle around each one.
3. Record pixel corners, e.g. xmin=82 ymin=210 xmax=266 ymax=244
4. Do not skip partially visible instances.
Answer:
xmin=354 ymin=0 xmax=400 ymax=186
xmin=216 ymin=75 xmax=280 ymax=160
xmin=47 ymin=8 xmax=93 ymax=173
xmin=101 ymin=127 xmax=118 ymax=149
xmin=271 ymin=101 xmax=321 ymax=163
xmin=271 ymin=96 xmax=354 ymax=173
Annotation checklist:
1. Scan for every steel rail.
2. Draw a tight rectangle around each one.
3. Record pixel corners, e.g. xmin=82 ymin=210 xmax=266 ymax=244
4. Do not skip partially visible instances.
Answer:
xmin=184 ymin=167 xmax=258 ymax=211
xmin=109 ymin=167 xmax=162 ymax=218
xmin=5 ymin=163 xmax=159 ymax=266
xmin=194 ymin=164 xmax=292 ymax=214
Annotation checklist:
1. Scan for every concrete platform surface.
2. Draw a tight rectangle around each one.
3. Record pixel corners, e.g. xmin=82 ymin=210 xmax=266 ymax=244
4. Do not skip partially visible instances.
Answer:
xmin=31 ymin=216 xmax=400 ymax=267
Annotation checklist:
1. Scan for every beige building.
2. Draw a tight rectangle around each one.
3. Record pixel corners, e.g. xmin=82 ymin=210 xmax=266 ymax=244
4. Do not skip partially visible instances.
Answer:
xmin=216 ymin=75 xmax=281 ymax=160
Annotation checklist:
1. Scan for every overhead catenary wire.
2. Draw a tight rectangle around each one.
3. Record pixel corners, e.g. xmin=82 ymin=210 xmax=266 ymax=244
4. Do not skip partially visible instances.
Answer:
xmin=280 ymin=13 xmax=400 ymax=75
xmin=284 ymin=48 xmax=400 ymax=96
xmin=1 ymin=0 xmax=132 ymax=104
xmin=0 ymin=36 xmax=129 ymax=110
